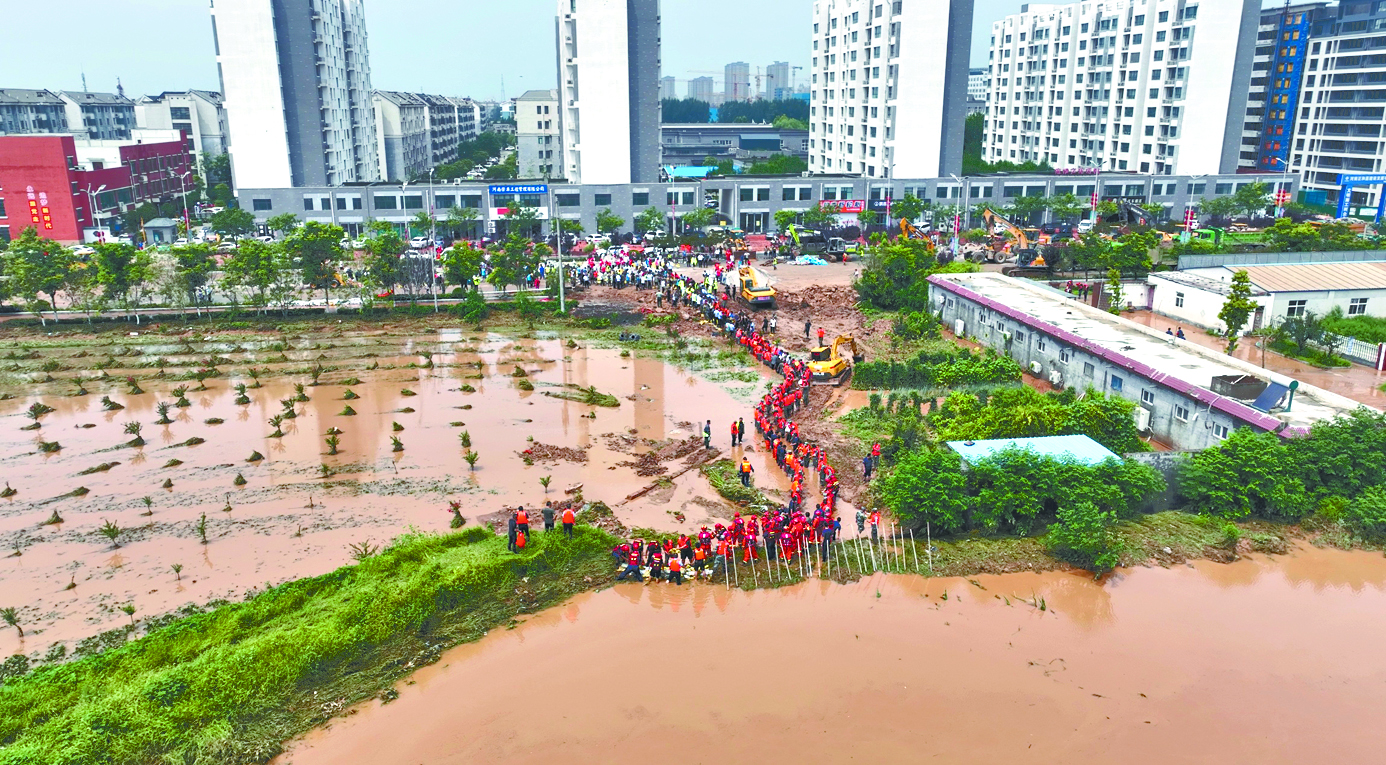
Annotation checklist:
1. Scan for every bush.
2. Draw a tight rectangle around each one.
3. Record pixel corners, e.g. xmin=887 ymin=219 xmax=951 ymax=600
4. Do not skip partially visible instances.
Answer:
xmin=1344 ymin=485 xmax=1386 ymax=538
xmin=1287 ymin=408 xmax=1386 ymax=501
xmin=891 ymin=311 xmax=940 ymax=341
xmin=877 ymin=448 xmax=968 ymax=532
xmin=931 ymin=386 xmax=1145 ymax=455
xmin=1047 ymin=501 xmax=1122 ymax=572
xmin=853 ymin=347 xmax=1021 ymax=389
xmin=1178 ymin=428 xmax=1308 ymax=520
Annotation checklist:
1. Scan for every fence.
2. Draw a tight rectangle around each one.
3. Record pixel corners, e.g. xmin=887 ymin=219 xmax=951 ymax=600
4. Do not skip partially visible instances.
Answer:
xmin=1307 ymin=331 xmax=1386 ymax=369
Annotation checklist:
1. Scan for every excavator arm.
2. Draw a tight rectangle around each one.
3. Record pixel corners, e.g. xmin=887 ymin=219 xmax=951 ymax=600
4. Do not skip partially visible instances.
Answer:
xmin=981 ymin=207 xmax=1033 ymax=249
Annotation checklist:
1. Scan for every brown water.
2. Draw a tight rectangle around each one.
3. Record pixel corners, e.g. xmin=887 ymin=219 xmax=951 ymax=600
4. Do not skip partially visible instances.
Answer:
xmin=272 ymin=544 xmax=1386 ymax=765
xmin=0 ymin=334 xmax=783 ymax=651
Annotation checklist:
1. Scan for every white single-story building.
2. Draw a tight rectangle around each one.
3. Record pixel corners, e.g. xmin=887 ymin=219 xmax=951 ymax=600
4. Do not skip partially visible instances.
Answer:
xmin=1148 ymin=261 xmax=1386 ymax=334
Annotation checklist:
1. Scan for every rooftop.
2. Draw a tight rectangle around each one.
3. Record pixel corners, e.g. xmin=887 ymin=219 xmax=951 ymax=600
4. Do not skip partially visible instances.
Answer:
xmin=57 ymin=91 xmax=134 ymax=106
xmin=947 ymin=435 xmax=1120 ymax=465
xmin=515 ymin=89 xmax=558 ymax=101
xmin=0 ymin=88 xmax=64 ymax=105
xmin=1149 ymin=270 xmax=1268 ymax=296
xmin=1236 ymin=261 xmax=1386 ymax=293
xmin=928 ymin=272 xmax=1376 ymax=435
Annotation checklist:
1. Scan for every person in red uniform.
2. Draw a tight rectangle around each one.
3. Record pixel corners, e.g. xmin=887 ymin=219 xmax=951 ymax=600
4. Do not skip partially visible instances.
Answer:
xmin=616 ymin=548 xmax=643 ymax=581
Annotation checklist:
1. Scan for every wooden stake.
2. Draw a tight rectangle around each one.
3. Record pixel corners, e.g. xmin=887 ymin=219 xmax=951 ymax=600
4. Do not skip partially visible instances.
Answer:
xmin=926 ymin=520 xmax=933 ymax=574
xmin=909 ymin=528 xmax=921 ymax=574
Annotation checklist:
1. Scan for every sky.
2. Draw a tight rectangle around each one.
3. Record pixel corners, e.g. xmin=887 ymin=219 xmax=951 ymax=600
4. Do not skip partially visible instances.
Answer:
xmin=1 ymin=0 xmax=1024 ymax=101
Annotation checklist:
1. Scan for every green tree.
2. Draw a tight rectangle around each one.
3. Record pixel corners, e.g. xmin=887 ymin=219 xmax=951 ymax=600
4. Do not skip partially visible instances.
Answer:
xmin=410 ymin=210 xmax=435 ymax=238
xmin=446 ymin=206 xmax=480 ymax=239
xmin=889 ymin=194 xmax=928 ymax=225
xmin=283 ymin=221 xmax=345 ymax=304
xmin=774 ymin=208 xmax=799 ymax=232
xmin=877 ymin=448 xmax=969 ymax=533
xmin=1007 ymin=193 xmax=1049 ymax=223
xmin=1104 ymin=268 xmax=1125 ymax=314
xmin=168 ymin=243 xmax=216 ymax=311
xmin=2 ymin=227 xmax=72 ymax=324
xmin=1047 ymin=501 xmax=1122 ymax=572
xmin=1199 ymin=195 xmax=1239 ymax=223
xmin=209 ymin=208 xmax=256 ymax=238
xmin=487 ymin=232 xmax=539 ymax=294
xmin=1276 ymin=310 xmax=1324 ymax=355
xmin=1048 ymin=192 xmax=1083 ymax=222
xmin=1233 ymin=181 xmax=1271 ymax=218
xmin=363 ymin=222 xmax=406 ymax=297
xmin=1179 ymin=428 xmax=1308 ymax=520
xmin=801 ymin=203 xmax=836 ymax=230
xmin=1218 ymin=270 xmax=1258 ymax=353
xmin=595 ymin=208 xmax=625 ymax=238
xmin=634 ymin=206 xmax=665 ymax=235
xmin=855 ymin=237 xmax=960 ymax=311
xmin=442 ymin=241 xmax=484 ymax=291
xmin=92 ymin=241 xmax=154 ymax=317
xmin=771 ymin=114 xmax=808 ymax=130
xmin=501 ymin=204 xmax=540 ymax=239
xmin=681 ymin=207 xmax=716 ymax=232
xmin=265 ymin=213 xmax=300 ymax=237
xmin=1287 ymin=409 xmax=1386 ymax=501
xmin=222 ymin=239 xmax=282 ymax=311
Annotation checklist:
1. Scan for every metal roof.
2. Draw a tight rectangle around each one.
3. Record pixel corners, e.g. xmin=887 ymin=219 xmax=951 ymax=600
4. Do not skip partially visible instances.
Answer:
xmin=947 ymin=435 xmax=1120 ymax=466
xmin=1150 ymin=270 xmax=1269 ymax=296
xmin=0 ymin=88 xmax=64 ymax=105
xmin=1236 ymin=261 xmax=1386 ymax=293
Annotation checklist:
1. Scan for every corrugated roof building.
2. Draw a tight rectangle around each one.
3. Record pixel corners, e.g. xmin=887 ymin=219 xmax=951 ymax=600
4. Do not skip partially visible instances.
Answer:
xmin=1149 ymin=260 xmax=1386 ymax=334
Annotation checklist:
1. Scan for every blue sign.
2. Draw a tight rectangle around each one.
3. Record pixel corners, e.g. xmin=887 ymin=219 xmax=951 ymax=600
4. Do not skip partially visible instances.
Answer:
xmin=489 ymin=184 xmax=548 ymax=195
xmin=1339 ymin=174 xmax=1386 ymax=185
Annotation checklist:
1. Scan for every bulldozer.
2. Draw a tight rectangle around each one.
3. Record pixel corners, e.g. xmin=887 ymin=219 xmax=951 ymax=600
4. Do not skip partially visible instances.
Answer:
xmin=808 ymin=336 xmax=865 ymax=386
xmin=724 ymin=265 xmax=776 ymax=309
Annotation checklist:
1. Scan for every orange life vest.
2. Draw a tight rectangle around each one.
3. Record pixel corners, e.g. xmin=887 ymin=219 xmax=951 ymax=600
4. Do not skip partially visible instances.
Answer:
xmin=516 ymin=532 xmax=527 ymax=548
xmin=516 ymin=510 xmax=529 ymax=524
xmin=561 ymin=508 xmax=575 ymax=524
xmin=669 ymin=558 xmax=681 ymax=572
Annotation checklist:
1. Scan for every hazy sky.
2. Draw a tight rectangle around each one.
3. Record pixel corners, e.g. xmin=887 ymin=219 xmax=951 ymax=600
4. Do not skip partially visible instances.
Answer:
xmin=2 ymin=0 xmax=1023 ymax=100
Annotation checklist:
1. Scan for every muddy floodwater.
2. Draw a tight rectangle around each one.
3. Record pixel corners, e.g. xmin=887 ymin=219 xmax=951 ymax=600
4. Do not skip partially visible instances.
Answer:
xmin=273 ymin=544 xmax=1386 ymax=765
xmin=0 ymin=333 xmax=783 ymax=651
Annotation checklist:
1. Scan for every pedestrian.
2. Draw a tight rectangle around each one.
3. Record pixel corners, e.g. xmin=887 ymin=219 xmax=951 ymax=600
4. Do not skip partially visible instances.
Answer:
xmin=737 ymin=417 xmax=746 ymax=446
xmin=507 ymin=510 xmax=518 ymax=553
xmin=862 ymin=454 xmax=873 ymax=479
xmin=739 ymin=457 xmax=755 ymax=487
xmin=616 ymin=547 xmax=643 ymax=581
xmin=542 ymin=500 xmax=555 ymax=532
xmin=870 ymin=509 xmax=880 ymax=543
xmin=561 ymin=504 xmax=576 ymax=540
xmin=668 ymin=555 xmax=683 ymax=585
xmin=1176 ymin=326 xmax=1186 ymax=339
xmin=703 ymin=420 xmax=712 ymax=449
xmin=516 ymin=506 xmax=530 ymax=540
xmin=871 ymin=441 xmax=882 ymax=470
xmin=770 ymin=315 xmax=778 ymax=334
xmin=855 ymin=508 xmax=866 ymax=535
xmin=693 ymin=545 xmax=707 ymax=577
xmin=804 ymin=318 xmax=812 ymax=340
xmin=817 ymin=327 xmax=826 ymax=347
xmin=730 ymin=420 xmax=740 ymax=447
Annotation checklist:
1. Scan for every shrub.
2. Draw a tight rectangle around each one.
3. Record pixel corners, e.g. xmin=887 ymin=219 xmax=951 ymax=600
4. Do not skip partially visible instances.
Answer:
xmin=1345 ymin=485 xmax=1386 ymax=538
xmin=1178 ymin=428 xmax=1308 ymax=521
xmin=1047 ymin=501 xmax=1122 ymax=572
xmin=852 ymin=347 xmax=1021 ymax=390
xmin=877 ymin=448 xmax=968 ymax=532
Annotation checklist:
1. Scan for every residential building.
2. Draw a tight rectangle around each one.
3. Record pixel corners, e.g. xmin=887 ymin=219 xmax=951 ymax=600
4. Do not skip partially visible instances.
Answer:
xmin=373 ymin=91 xmax=429 ymax=182
xmin=984 ymin=0 xmax=1260 ymax=175
xmin=57 ymin=91 xmax=135 ymax=140
xmin=688 ymin=76 xmax=715 ymax=102
xmin=661 ymin=76 xmax=678 ymax=101
xmin=725 ymin=62 xmax=751 ymax=102
xmin=968 ymin=66 xmax=987 ymax=100
xmin=1150 ymin=260 xmax=1386 ymax=334
xmin=451 ymin=97 xmax=481 ymax=140
xmin=1293 ymin=1 xmax=1386 ymax=211
xmin=516 ymin=89 xmax=561 ymax=179
xmin=929 ymin=271 xmax=1369 ymax=450
xmin=965 ymin=97 xmax=988 ymax=116
xmin=1239 ymin=3 xmax=1329 ymax=172
xmin=0 ymin=133 xmax=192 ymax=243
xmin=809 ymin=0 xmax=974 ymax=179
xmin=556 ymin=0 xmax=661 ymax=185
xmin=419 ymin=93 xmax=462 ymax=168
xmin=134 ymin=90 xmax=229 ymax=176
xmin=0 ymin=89 xmax=70 ymax=135
xmin=661 ymin=123 xmax=809 ymax=166
xmin=211 ymin=0 xmax=380 ymax=189
xmin=766 ymin=61 xmax=791 ymax=100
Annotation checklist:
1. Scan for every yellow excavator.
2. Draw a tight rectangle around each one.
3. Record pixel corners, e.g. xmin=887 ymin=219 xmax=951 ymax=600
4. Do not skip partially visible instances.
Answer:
xmin=980 ymin=207 xmax=1041 ymax=264
xmin=899 ymin=218 xmax=927 ymax=240
xmin=725 ymin=265 xmax=776 ymax=309
xmin=808 ymin=336 xmax=865 ymax=386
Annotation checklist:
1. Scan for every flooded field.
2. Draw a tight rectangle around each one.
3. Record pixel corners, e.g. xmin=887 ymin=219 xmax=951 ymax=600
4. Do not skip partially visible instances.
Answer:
xmin=0 ymin=331 xmax=786 ymax=651
xmin=273 ymin=543 xmax=1386 ymax=765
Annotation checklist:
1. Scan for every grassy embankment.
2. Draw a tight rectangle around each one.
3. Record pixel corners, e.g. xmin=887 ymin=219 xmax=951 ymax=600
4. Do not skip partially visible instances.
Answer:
xmin=0 ymin=526 xmax=618 ymax=765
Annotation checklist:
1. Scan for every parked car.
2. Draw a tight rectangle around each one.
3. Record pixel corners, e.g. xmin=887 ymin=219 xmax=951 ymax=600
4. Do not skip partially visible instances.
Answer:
xmin=1076 ymin=219 xmax=1096 ymax=234
xmin=409 ymin=236 xmax=429 ymax=249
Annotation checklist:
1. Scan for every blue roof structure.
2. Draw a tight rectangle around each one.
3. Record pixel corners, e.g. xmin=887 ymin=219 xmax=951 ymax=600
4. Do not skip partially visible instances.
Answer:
xmin=663 ymin=165 xmax=717 ymax=179
xmin=945 ymin=435 xmax=1120 ymax=466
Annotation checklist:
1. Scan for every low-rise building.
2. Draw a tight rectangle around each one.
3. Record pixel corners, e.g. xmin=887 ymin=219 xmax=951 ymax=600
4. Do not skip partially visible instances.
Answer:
xmin=57 ymin=91 xmax=136 ymax=140
xmin=0 ymin=88 xmax=70 ymax=135
xmin=1149 ymin=260 xmax=1386 ymax=334
xmin=928 ymin=271 xmax=1371 ymax=450
xmin=661 ymin=123 xmax=809 ymax=167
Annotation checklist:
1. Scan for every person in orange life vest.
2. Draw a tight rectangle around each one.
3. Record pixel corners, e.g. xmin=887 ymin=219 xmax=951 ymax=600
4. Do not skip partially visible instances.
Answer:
xmin=616 ymin=548 xmax=644 ymax=582
xmin=678 ymin=534 xmax=693 ymax=563
xmin=869 ymin=509 xmax=881 ymax=543
xmin=515 ymin=506 xmax=530 ymax=539
xmin=693 ymin=545 xmax=708 ymax=577
xmin=871 ymin=441 xmax=882 ymax=469
xmin=742 ymin=532 xmax=758 ymax=562
xmin=739 ymin=457 xmax=754 ymax=487
xmin=668 ymin=555 xmax=683 ymax=585
xmin=561 ymin=505 xmax=576 ymax=540
xmin=779 ymin=530 xmax=795 ymax=561
xmin=650 ymin=548 xmax=666 ymax=581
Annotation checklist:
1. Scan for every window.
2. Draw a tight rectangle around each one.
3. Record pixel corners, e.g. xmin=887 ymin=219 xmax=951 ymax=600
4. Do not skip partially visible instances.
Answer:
xmin=1037 ymin=337 xmax=1047 ymax=351
xmin=303 ymin=197 xmax=315 ymax=211
xmin=1349 ymin=297 xmax=1368 ymax=315
xmin=627 ymin=192 xmax=647 ymax=206
xmin=1213 ymin=423 xmax=1230 ymax=440
xmin=1084 ymin=362 xmax=1096 ymax=378
xmin=1111 ymin=375 xmax=1124 ymax=392
xmin=1175 ymin=291 xmax=1185 ymax=308
xmin=1060 ymin=349 xmax=1071 ymax=363
xmin=374 ymin=195 xmax=397 ymax=210
xmin=557 ymin=194 xmax=580 ymax=207
xmin=1287 ymin=299 xmax=1308 ymax=317
xmin=1141 ymin=389 xmax=1156 ymax=406
xmin=757 ymin=188 xmax=770 ymax=202
xmin=251 ymin=198 xmax=272 ymax=211
xmin=1015 ymin=331 xmax=1026 ymax=343
xmin=799 ymin=187 xmax=813 ymax=201
xmin=1175 ymin=404 xmax=1190 ymax=422
xmin=740 ymin=187 xmax=754 ymax=202
xmin=404 ymin=195 xmax=424 ymax=210
xmin=594 ymin=193 xmax=612 ymax=206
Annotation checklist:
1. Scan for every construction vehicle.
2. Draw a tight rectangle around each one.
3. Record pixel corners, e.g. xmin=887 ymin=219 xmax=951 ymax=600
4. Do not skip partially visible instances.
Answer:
xmin=808 ymin=336 xmax=865 ymax=386
xmin=980 ymin=208 xmax=1039 ymax=264
xmin=723 ymin=265 xmax=776 ymax=309
xmin=899 ymin=218 xmax=927 ymax=240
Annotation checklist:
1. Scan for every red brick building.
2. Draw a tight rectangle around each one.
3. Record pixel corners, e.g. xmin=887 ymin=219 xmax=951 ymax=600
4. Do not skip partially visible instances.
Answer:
xmin=0 ymin=133 xmax=191 ymax=244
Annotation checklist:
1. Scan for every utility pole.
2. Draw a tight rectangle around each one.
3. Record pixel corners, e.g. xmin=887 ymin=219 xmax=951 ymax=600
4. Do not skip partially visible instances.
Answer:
xmin=430 ymin=167 xmax=439 ymax=312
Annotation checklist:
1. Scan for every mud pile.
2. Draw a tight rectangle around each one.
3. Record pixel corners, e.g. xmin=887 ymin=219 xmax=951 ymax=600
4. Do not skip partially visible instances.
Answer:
xmin=520 ymin=443 xmax=590 ymax=463
xmin=617 ymin=435 xmax=708 ymax=477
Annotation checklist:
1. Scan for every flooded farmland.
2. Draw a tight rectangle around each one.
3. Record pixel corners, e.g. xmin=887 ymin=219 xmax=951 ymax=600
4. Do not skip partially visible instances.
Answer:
xmin=272 ymin=543 xmax=1386 ymax=765
xmin=0 ymin=330 xmax=783 ymax=651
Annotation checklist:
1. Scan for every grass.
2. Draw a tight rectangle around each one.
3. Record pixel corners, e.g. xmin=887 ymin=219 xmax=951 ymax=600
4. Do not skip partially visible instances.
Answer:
xmin=0 ymin=525 xmax=620 ymax=765
xmin=701 ymin=459 xmax=777 ymax=510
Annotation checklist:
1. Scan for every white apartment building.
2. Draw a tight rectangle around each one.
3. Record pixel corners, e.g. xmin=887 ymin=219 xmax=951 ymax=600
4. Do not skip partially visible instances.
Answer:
xmin=688 ymin=76 xmax=715 ymax=102
xmin=556 ymin=0 xmax=661 ymax=184
xmin=969 ymin=67 xmax=987 ymax=100
xmin=1292 ymin=2 xmax=1386 ymax=211
xmin=134 ymin=90 xmax=229 ymax=174
xmin=516 ymin=89 xmax=561 ymax=179
xmin=725 ymin=62 xmax=751 ymax=102
xmin=809 ymin=0 xmax=974 ymax=179
xmin=984 ymin=0 xmax=1259 ymax=175
xmin=212 ymin=0 xmax=380 ymax=189
xmin=373 ymin=91 xmax=429 ymax=182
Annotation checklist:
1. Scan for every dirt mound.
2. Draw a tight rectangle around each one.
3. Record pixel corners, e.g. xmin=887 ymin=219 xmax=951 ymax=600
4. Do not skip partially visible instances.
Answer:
xmin=520 ymin=443 xmax=589 ymax=463
xmin=476 ymin=497 xmax=584 ymax=534
xmin=617 ymin=436 xmax=708 ymax=477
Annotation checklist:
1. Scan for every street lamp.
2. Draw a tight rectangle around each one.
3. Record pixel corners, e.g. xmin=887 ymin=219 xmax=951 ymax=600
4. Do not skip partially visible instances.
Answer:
xmin=948 ymin=173 xmax=969 ymax=254
xmin=85 ymin=184 xmax=107 ymax=242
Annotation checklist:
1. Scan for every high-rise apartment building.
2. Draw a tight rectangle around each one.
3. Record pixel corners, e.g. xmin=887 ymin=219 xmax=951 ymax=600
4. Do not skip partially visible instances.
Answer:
xmin=661 ymin=76 xmax=678 ymax=101
xmin=1292 ymin=1 xmax=1386 ymax=211
xmin=212 ymin=0 xmax=380 ymax=189
xmin=1239 ymin=3 xmax=1329 ymax=173
xmin=556 ymin=0 xmax=661 ymax=184
xmin=688 ymin=76 xmax=715 ymax=102
xmin=809 ymin=0 xmax=973 ymax=179
xmin=968 ymin=67 xmax=987 ymax=100
xmin=134 ymin=90 xmax=229 ymax=176
xmin=766 ymin=62 xmax=791 ymax=100
xmin=516 ymin=89 xmax=561 ymax=179
xmin=725 ymin=62 xmax=751 ymax=102
xmin=984 ymin=0 xmax=1259 ymax=175
xmin=372 ymin=91 xmax=429 ymax=182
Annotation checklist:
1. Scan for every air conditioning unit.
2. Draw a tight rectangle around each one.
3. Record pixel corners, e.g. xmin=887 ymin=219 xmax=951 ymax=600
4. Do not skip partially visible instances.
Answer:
xmin=1029 ymin=361 xmax=1042 ymax=374
xmin=954 ymin=319 xmax=965 ymax=335
xmin=1048 ymin=370 xmax=1064 ymax=388
xmin=1133 ymin=407 xmax=1152 ymax=433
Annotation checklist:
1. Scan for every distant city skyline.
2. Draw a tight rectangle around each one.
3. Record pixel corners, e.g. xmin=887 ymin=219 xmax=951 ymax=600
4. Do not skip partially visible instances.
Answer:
xmin=4 ymin=0 xmax=1029 ymax=100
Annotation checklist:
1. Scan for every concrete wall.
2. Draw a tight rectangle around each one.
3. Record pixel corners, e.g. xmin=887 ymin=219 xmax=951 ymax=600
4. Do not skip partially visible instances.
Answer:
xmin=932 ymin=285 xmax=1246 ymax=451
xmin=627 ymin=0 xmax=661 ymax=184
